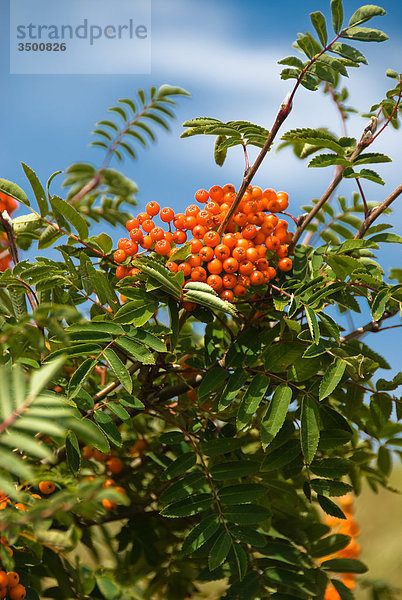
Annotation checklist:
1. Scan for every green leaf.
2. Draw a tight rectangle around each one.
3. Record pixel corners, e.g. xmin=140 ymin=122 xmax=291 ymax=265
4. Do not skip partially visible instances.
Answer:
xmin=311 ymin=534 xmax=351 ymax=557
xmin=210 ymin=461 xmax=260 ymax=480
xmin=159 ymin=472 xmax=206 ymax=505
xmin=93 ymin=411 xmax=122 ymax=447
xmin=261 ymin=384 xmax=292 ymax=449
xmin=114 ymin=299 xmax=158 ymax=327
xmin=233 ymin=543 xmax=248 ymax=581
xmin=310 ymin=11 xmax=328 ymax=46
xmin=301 ymin=396 xmax=321 ymax=464
xmin=181 ymin=515 xmax=220 ymax=556
xmin=261 ymin=439 xmax=301 ymax=471
xmin=21 ymin=162 xmax=48 ymax=216
xmin=107 ymin=402 xmax=131 ymax=422
xmin=349 ymin=5 xmax=386 ymax=27
xmin=66 ymin=431 xmax=81 ymax=476
xmin=341 ymin=26 xmax=388 ymax=42
xmin=133 ymin=256 xmax=182 ymax=299
xmin=114 ymin=337 xmax=155 ymax=365
xmin=371 ymin=288 xmax=392 ymax=320
xmin=208 ymin=531 xmax=232 ymax=570
xmin=50 ymin=196 xmax=89 ymax=239
xmin=344 ymin=167 xmax=385 ymax=184
xmin=281 ymin=129 xmax=344 ymax=154
xmin=67 ymin=419 xmax=110 ymax=453
xmin=68 ymin=358 xmax=97 ymax=399
xmin=201 ymin=437 xmax=244 ymax=456
xmin=161 ymin=452 xmax=196 ymax=481
xmin=198 ymin=366 xmax=229 ymax=398
xmin=319 ymin=312 xmax=340 ymax=343
xmin=317 ymin=54 xmax=348 ymax=77
xmin=278 ymin=56 xmax=305 ymax=69
xmin=103 ymin=348 xmax=132 ymax=393
xmin=309 ymin=153 xmax=350 ymax=168
xmin=353 ymin=152 xmax=391 ymax=165
xmin=319 ymin=357 xmax=347 ymax=400
xmin=369 ymin=232 xmax=402 ymax=243
xmin=0 ymin=178 xmax=30 ymax=206
xmin=330 ymin=42 xmax=368 ymax=63
xmin=332 ymin=579 xmax=355 ymax=600
xmin=317 ymin=494 xmax=347 ymax=519
xmin=311 ymin=478 xmax=353 ymax=496
xmin=218 ymin=484 xmax=267 ymax=505
xmin=321 ymin=558 xmax=368 ymax=573
xmin=184 ymin=288 xmax=238 ymax=317
xmin=265 ymin=568 xmax=316 ymax=595
xmin=237 ymin=373 xmax=270 ymax=430
xmin=305 ymin=306 xmax=320 ymax=344
xmin=161 ymin=493 xmax=212 ymax=517
xmin=331 ymin=0 xmax=344 ymax=33
xmin=218 ymin=368 xmax=248 ymax=411
xmin=214 ymin=135 xmax=228 ymax=167
xmin=310 ymin=458 xmax=352 ymax=477
xmin=157 ymin=84 xmax=191 ymax=98
xmin=224 ymin=504 xmax=271 ymax=525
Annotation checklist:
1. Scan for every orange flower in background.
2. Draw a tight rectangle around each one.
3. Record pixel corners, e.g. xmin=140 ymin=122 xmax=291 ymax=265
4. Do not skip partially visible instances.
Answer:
xmin=323 ymin=495 xmax=361 ymax=599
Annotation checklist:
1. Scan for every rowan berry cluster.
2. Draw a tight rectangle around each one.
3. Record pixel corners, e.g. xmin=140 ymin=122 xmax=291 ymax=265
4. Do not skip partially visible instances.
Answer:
xmin=114 ymin=184 xmax=294 ymax=303
xmin=0 ymin=193 xmax=18 ymax=272
xmin=0 ymin=569 xmax=26 ymax=600
xmin=323 ymin=495 xmax=361 ymax=600
xmin=81 ymin=447 xmax=130 ymax=510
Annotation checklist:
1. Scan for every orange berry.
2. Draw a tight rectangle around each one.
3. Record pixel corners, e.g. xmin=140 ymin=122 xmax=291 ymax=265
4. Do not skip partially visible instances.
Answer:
xmin=220 ymin=289 xmax=234 ymax=302
xmin=142 ymin=219 xmax=155 ymax=233
xmin=209 ymin=185 xmax=224 ymax=202
xmin=222 ymin=184 xmax=235 ymax=194
xmin=150 ymin=227 xmax=165 ymax=242
xmin=137 ymin=212 xmax=149 ymax=224
xmin=254 ymin=230 xmax=266 ymax=245
xmin=0 ymin=574 xmax=8 ymax=588
xmin=130 ymin=439 xmax=148 ymax=456
xmin=276 ymin=191 xmax=289 ymax=210
xmin=126 ymin=218 xmax=139 ymax=231
xmin=261 ymin=220 xmax=275 ymax=236
xmin=222 ymin=233 xmax=237 ymax=249
xmin=207 ymin=274 xmax=223 ymax=291
xmin=129 ymin=267 xmax=140 ymax=277
xmin=214 ymin=244 xmax=230 ymax=260
xmin=39 ymin=481 xmax=56 ymax=495
xmin=234 ymin=212 xmax=248 ymax=227
xmin=237 ymin=274 xmax=250 ymax=287
xmin=178 ymin=262 xmax=192 ymax=276
xmin=266 ymin=266 xmax=277 ymax=280
xmin=140 ymin=236 xmax=153 ymax=249
xmin=250 ymin=271 xmax=265 ymax=286
xmin=278 ymin=258 xmax=293 ymax=272
xmin=15 ymin=504 xmax=27 ymax=511
xmin=129 ymin=228 xmax=144 ymax=242
xmin=0 ymin=587 xmax=7 ymax=599
xmin=160 ymin=207 xmax=175 ymax=222
xmin=191 ymin=266 xmax=207 ymax=282
xmin=188 ymin=254 xmax=202 ymax=268
xmin=223 ymin=257 xmax=239 ymax=273
xmin=113 ymin=249 xmax=126 ymax=264
xmin=265 ymin=236 xmax=280 ymax=252
xmin=199 ymin=246 xmax=214 ymax=262
xmin=114 ymin=486 xmax=127 ymax=496
xmin=276 ymin=244 xmax=289 ymax=258
xmin=203 ymin=231 xmax=220 ymax=247
xmin=9 ymin=585 xmax=27 ymax=600
xmin=173 ymin=213 xmax=187 ymax=229
xmin=256 ymin=258 xmax=269 ymax=271
xmin=102 ymin=499 xmax=116 ymax=510
xmin=205 ymin=201 xmax=220 ymax=215
xmin=190 ymin=238 xmax=203 ymax=253
xmin=243 ymin=200 xmax=258 ymax=215
xmin=173 ymin=230 xmax=187 ymax=244
xmin=124 ymin=241 xmax=138 ymax=256
xmin=107 ymin=457 xmax=123 ymax=474
xmin=118 ymin=237 xmax=130 ymax=250
xmin=103 ymin=478 xmax=115 ymax=488
xmin=82 ymin=446 xmax=93 ymax=459
xmin=166 ymin=261 xmax=178 ymax=273
xmin=245 ymin=247 xmax=259 ymax=262
xmin=197 ymin=211 xmax=213 ymax=228
xmin=233 ymin=284 xmax=247 ymax=297
xmin=185 ymin=204 xmax=200 ymax=217
xmin=195 ymin=189 xmax=209 ymax=203
xmin=185 ymin=216 xmax=197 ymax=230
xmin=242 ymin=224 xmax=257 ymax=240
xmin=239 ymin=260 xmax=254 ymax=276
xmin=252 ymin=186 xmax=262 ymax=199
xmin=222 ymin=274 xmax=237 ymax=289
xmin=146 ymin=201 xmax=160 ymax=216
xmin=192 ymin=225 xmax=207 ymax=239
xmin=93 ymin=450 xmax=110 ymax=462
xmin=232 ymin=246 xmax=247 ymax=262
xmin=207 ymin=259 xmax=223 ymax=275
xmin=155 ymin=240 xmax=171 ymax=256
xmin=7 ymin=572 xmax=19 ymax=587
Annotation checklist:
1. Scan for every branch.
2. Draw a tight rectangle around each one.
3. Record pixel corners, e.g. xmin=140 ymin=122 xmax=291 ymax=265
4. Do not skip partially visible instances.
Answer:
xmin=355 ymin=184 xmax=402 ymax=239
xmin=340 ymin=310 xmax=397 ymax=342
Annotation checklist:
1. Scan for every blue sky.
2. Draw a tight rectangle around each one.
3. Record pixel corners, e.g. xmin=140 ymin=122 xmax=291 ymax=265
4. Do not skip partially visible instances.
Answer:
xmin=1 ymin=0 xmax=401 ymax=373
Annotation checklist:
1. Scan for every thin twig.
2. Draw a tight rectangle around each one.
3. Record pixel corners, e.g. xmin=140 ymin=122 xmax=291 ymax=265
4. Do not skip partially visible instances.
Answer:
xmin=355 ymin=177 xmax=369 ymax=219
xmin=355 ymin=184 xmax=402 ymax=239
